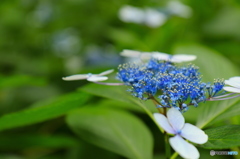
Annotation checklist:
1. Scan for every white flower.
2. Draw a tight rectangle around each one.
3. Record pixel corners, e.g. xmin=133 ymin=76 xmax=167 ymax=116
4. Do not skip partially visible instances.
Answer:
xmin=120 ymin=49 xmax=197 ymax=63
xmin=154 ymin=108 xmax=208 ymax=159
xmin=167 ymin=1 xmax=192 ymax=18
xmin=144 ymin=8 xmax=167 ymax=28
xmin=118 ymin=5 xmax=167 ymax=28
xmin=223 ymin=76 xmax=240 ymax=93
xmin=62 ymin=69 xmax=114 ymax=82
xmin=118 ymin=5 xmax=145 ymax=24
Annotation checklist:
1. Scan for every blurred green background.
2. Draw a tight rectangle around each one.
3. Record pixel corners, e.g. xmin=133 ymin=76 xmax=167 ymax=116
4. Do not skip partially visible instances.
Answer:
xmin=0 ymin=0 xmax=240 ymax=158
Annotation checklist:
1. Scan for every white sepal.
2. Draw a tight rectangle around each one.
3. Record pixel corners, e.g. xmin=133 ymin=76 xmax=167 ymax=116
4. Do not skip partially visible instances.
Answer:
xmin=170 ymin=54 xmax=197 ymax=63
xmin=169 ymin=135 xmax=200 ymax=159
xmin=120 ymin=49 xmax=141 ymax=57
xmin=167 ymin=108 xmax=185 ymax=132
xmin=98 ymin=69 xmax=114 ymax=76
xmin=153 ymin=113 xmax=175 ymax=134
xmin=152 ymin=52 xmax=170 ymax=61
xmin=139 ymin=52 xmax=152 ymax=60
xmin=62 ymin=69 xmax=114 ymax=82
xmin=228 ymin=76 xmax=240 ymax=82
xmin=223 ymin=86 xmax=240 ymax=93
xmin=181 ymin=123 xmax=208 ymax=144
xmin=225 ymin=80 xmax=240 ymax=88
xmin=120 ymin=49 xmax=197 ymax=63
xmin=120 ymin=49 xmax=153 ymax=60
xmin=62 ymin=74 xmax=88 ymax=81
xmin=87 ymin=76 xmax=108 ymax=82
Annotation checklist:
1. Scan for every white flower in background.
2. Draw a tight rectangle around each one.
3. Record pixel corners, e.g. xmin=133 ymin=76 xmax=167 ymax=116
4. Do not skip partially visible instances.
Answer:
xmin=118 ymin=5 xmax=145 ymax=24
xmin=118 ymin=3 xmax=192 ymax=28
xmin=120 ymin=49 xmax=197 ymax=63
xmin=118 ymin=5 xmax=167 ymax=28
xmin=223 ymin=76 xmax=240 ymax=93
xmin=62 ymin=69 xmax=114 ymax=82
xmin=154 ymin=108 xmax=208 ymax=159
xmin=167 ymin=1 xmax=192 ymax=18
xmin=144 ymin=8 xmax=167 ymax=28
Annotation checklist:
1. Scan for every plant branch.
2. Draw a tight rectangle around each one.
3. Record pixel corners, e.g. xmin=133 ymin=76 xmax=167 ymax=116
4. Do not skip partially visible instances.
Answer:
xmin=170 ymin=152 xmax=178 ymax=159
xmin=164 ymin=132 xmax=171 ymax=159
xmin=148 ymin=95 xmax=164 ymax=114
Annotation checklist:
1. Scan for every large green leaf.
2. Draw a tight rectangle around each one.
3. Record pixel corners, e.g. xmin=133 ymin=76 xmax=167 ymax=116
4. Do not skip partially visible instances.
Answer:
xmin=80 ymin=84 xmax=142 ymax=106
xmin=0 ymin=92 xmax=90 ymax=131
xmin=173 ymin=43 xmax=240 ymax=128
xmin=81 ymin=84 xmax=158 ymax=112
xmin=98 ymin=99 xmax=144 ymax=112
xmin=0 ymin=134 xmax=78 ymax=150
xmin=203 ymin=7 xmax=240 ymax=39
xmin=80 ymin=84 xmax=163 ymax=132
xmin=201 ymin=125 xmax=240 ymax=149
xmin=66 ymin=107 xmax=153 ymax=159
xmin=80 ymin=84 xmax=157 ymax=112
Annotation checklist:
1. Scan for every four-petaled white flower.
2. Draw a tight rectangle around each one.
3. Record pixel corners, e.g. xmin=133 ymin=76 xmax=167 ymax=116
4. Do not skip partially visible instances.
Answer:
xmin=154 ymin=108 xmax=208 ymax=159
xmin=120 ymin=49 xmax=197 ymax=63
xmin=62 ymin=69 xmax=114 ymax=82
xmin=223 ymin=76 xmax=240 ymax=93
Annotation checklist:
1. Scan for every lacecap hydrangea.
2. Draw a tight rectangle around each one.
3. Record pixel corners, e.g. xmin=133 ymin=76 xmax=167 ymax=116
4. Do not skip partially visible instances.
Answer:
xmin=117 ymin=58 xmax=224 ymax=112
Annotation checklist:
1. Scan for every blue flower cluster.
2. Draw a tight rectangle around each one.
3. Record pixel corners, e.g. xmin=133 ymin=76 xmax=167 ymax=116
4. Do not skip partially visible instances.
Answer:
xmin=117 ymin=59 xmax=224 ymax=112
xmin=206 ymin=79 xmax=225 ymax=97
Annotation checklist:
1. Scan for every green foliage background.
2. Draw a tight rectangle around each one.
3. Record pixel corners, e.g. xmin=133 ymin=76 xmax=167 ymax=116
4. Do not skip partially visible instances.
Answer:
xmin=0 ymin=0 xmax=240 ymax=158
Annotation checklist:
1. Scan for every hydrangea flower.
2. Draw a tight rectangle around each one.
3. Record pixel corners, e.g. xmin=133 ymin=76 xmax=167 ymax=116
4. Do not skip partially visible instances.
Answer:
xmin=62 ymin=69 xmax=114 ymax=82
xmin=154 ymin=108 xmax=208 ymax=159
xmin=117 ymin=58 xmax=226 ymax=111
xmin=120 ymin=49 xmax=197 ymax=63
xmin=223 ymin=76 xmax=240 ymax=93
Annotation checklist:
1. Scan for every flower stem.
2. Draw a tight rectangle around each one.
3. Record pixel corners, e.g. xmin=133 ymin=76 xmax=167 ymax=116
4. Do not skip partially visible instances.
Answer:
xmin=163 ymin=107 xmax=167 ymax=116
xmin=149 ymin=95 xmax=163 ymax=114
xmin=207 ymin=94 xmax=240 ymax=101
xmin=164 ymin=132 xmax=171 ymax=159
xmin=170 ymin=152 xmax=178 ymax=159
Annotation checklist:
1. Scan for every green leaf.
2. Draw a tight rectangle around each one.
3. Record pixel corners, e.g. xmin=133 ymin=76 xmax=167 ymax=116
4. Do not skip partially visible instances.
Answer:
xmin=80 ymin=83 xmax=157 ymax=113
xmin=173 ymin=43 xmax=240 ymax=128
xmin=0 ymin=75 xmax=47 ymax=89
xmin=66 ymin=142 xmax=120 ymax=159
xmin=0 ymin=92 xmax=90 ymax=131
xmin=98 ymin=99 xmax=144 ymax=112
xmin=80 ymin=84 xmax=138 ymax=105
xmin=0 ymin=134 xmax=78 ymax=150
xmin=80 ymin=84 xmax=164 ymax=132
xmin=66 ymin=107 xmax=153 ymax=159
xmin=201 ymin=125 xmax=240 ymax=149
xmin=203 ymin=7 xmax=240 ymax=39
